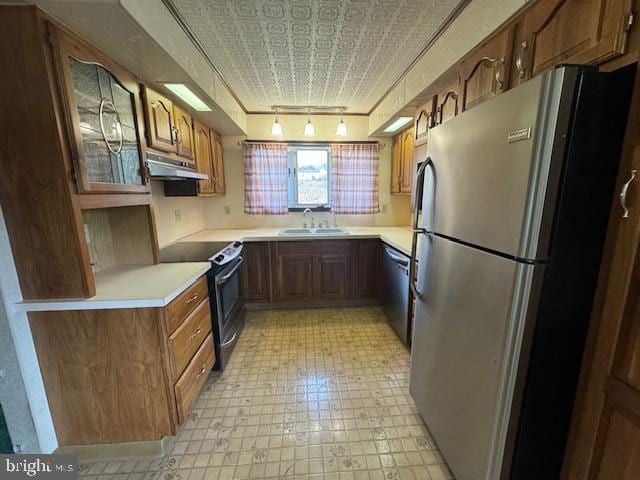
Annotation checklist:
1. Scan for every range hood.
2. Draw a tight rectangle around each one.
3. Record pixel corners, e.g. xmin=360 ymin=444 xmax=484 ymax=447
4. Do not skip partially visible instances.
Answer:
xmin=146 ymin=152 xmax=208 ymax=181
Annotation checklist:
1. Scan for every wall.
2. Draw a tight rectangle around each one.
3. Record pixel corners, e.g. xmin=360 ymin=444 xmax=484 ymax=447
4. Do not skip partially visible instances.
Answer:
xmin=151 ymin=181 xmax=207 ymax=247
xmin=0 ymin=208 xmax=57 ymax=453
xmin=201 ymin=114 xmax=412 ymax=229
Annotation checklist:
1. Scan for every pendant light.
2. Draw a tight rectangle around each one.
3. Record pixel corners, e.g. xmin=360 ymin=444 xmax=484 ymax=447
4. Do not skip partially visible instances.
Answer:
xmin=304 ymin=109 xmax=315 ymax=137
xmin=336 ymin=109 xmax=347 ymax=136
xmin=271 ymin=109 xmax=283 ymax=136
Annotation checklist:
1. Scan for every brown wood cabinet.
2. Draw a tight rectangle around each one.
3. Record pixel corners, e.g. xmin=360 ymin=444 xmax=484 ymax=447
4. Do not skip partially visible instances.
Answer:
xmin=29 ymin=275 xmax=214 ymax=446
xmin=391 ymin=128 xmax=415 ymax=195
xmin=317 ymin=253 xmax=352 ymax=300
xmin=355 ymin=240 xmax=381 ymax=298
xmin=242 ymin=242 xmax=272 ymax=303
xmin=519 ymin=0 xmax=632 ymax=82
xmin=242 ymin=240 xmax=386 ymax=305
xmin=53 ymin=24 xmax=149 ymax=194
xmin=435 ymin=78 xmax=460 ymax=126
xmin=414 ymin=96 xmax=436 ymax=147
xmin=211 ymin=132 xmax=226 ymax=194
xmin=142 ymin=86 xmax=199 ymax=165
xmin=460 ymin=25 xmax=514 ymax=112
xmin=193 ymin=120 xmax=215 ymax=195
xmin=142 ymin=87 xmax=177 ymax=154
xmin=172 ymin=104 xmax=195 ymax=161
xmin=0 ymin=6 xmax=158 ymax=301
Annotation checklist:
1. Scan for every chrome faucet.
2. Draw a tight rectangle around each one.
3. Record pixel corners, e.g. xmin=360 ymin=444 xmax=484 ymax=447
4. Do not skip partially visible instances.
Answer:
xmin=303 ymin=208 xmax=314 ymax=228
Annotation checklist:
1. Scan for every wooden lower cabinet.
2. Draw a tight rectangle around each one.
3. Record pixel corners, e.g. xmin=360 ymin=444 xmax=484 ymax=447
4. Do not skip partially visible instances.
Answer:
xmin=243 ymin=240 xmax=384 ymax=304
xmin=28 ymin=275 xmax=213 ymax=446
xmin=276 ymin=253 xmax=315 ymax=302
xmin=356 ymin=240 xmax=381 ymax=298
xmin=317 ymin=253 xmax=352 ymax=300
xmin=242 ymin=242 xmax=272 ymax=302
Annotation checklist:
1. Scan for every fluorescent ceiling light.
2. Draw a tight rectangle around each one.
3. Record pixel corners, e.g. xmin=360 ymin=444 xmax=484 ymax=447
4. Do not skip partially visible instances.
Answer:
xmin=383 ymin=116 xmax=413 ymax=133
xmin=163 ymin=83 xmax=211 ymax=111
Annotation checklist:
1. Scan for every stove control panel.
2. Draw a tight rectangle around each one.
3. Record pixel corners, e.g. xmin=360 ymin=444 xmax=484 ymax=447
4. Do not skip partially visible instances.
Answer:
xmin=211 ymin=241 xmax=243 ymax=266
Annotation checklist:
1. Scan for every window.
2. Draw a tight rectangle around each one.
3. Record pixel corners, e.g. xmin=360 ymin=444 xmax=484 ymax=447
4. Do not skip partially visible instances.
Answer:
xmin=287 ymin=146 xmax=331 ymax=210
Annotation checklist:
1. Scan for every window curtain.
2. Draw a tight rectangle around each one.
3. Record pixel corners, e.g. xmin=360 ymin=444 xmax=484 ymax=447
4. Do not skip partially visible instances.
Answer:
xmin=331 ymin=143 xmax=380 ymax=214
xmin=244 ymin=142 xmax=289 ymax=215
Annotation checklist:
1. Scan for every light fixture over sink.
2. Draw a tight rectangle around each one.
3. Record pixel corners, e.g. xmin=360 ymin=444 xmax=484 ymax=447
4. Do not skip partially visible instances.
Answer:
xmin=271 ymin=109 xmax=283 ymax=136
xmin=336 ymin=109 xmax=348 ymax=137
xmin=304 ymin=110 xmax=315 ymax=137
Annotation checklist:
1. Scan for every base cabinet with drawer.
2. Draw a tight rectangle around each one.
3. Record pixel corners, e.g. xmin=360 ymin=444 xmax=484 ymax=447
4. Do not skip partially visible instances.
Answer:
xmin=28 ymin=275 xmax=214 ymax=446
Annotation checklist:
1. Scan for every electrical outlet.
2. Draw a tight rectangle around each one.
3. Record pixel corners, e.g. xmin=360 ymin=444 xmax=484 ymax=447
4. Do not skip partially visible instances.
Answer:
xmin=224 ymin=206 xmax=231 ymax=215
xmin=381 ymin=204 xmax=388 ymax=213
xmin=174 ymin=209 xmax=182 ymax=222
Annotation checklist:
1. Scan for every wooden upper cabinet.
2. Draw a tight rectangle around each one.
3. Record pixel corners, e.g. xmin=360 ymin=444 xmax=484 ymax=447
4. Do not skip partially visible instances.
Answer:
xmin=210 ymin=132 xmax=225 ymax=195
xmin=142 ymin=87 xmax=177 ymax=154
xmin=193 ymin=120 xmax=214 ymax=195
xmin=400 ymin=129 xmax=414 ymax=193
xmin=391 ymin=128 xmax=415 ymax=195
xmin=435 ymin=78 xmax=460 ymax=126
xmin=391 ymin=135 xmax=403 ymax=194
xmin=414 ymin=96 xmax=436 ymax=146
xmin=519 ymin=0 xmax=632 ymax=81
xmin=52 ymin=28 xmax=148 ymax=194
xmin=173 ymin=105 xmax=195 ymax=161
xmin=461 ymin=26 xmax=515 ymax=112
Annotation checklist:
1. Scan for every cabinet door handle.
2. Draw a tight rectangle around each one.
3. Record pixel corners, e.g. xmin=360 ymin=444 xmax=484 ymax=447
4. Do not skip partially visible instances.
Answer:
xmin=620 ymin=169 xmax=637 ymax=218
xmin=516 ymin=41 xmax=527 ymax=79
xmin=495 ymin=57 xmax=505 ymax=89
xmin=190 ymin=327 xmax=202 ymax=340
xmin=185 ymin=293 xmax=199 ymax=304
xmin=195 ymin=365 xmax=207 ymax=379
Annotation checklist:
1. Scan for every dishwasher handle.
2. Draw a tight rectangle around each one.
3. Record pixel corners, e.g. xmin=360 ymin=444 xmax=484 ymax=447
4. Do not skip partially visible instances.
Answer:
xmin=384 ymin=247 xmax=409 ymax=267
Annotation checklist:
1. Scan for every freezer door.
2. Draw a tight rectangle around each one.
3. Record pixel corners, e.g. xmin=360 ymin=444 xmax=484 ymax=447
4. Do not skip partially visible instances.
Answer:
xmin=422 ymin=67 xmax=577 ymax=261
xmin=410 ymin=235 xmax=542 ymax=480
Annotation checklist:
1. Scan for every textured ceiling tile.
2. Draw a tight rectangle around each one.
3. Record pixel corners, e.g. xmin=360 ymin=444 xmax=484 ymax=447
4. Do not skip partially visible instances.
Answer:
xmin=171 ymin=0 xmax=464 ymax=112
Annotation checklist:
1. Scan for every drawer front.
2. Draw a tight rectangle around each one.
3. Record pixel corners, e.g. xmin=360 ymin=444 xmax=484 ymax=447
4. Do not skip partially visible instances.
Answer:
xmin=166 ymin=276 xmax=208 ymax=333
xmin=175 ymin=334 xmax=215 ymax=424
xmin=168 ymin=298 xmax=212 ymax=379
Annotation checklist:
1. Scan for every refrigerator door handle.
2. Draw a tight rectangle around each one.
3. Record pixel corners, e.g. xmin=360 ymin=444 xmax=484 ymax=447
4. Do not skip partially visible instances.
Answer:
xmin=410 ymin=230 xmax=425 ymax=298
xmin=411 ymin=158 xmax=432 ymax=230
xmin=410 ymin=157 xmax=433 ymax=299
xmin=620 ymin=169 xmax=637 ymax=218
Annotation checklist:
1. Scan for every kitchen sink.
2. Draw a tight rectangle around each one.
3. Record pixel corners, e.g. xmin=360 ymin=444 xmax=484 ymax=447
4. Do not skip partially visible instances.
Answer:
xmin=279 ymin=227 xmax=349 ymax=236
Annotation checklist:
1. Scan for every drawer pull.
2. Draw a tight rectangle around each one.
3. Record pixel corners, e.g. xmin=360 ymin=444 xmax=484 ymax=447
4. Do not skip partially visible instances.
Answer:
xmin=195 ymin=365 xmax=207 ymax=379
xmin=185 ymin=294 xmax=199 ymax=305
xmin=190 ymin=327 xmax=202 ymax=340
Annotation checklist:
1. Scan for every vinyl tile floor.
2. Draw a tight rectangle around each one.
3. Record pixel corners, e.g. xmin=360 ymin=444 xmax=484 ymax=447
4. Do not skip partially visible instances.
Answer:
xmin=78 ymin=307 xmax=453 ymax=480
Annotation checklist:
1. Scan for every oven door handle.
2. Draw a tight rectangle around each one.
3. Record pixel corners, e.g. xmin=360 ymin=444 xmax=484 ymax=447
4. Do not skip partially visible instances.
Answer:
xmin=215 ymin=256 xmax=244 ymax=285
xmin=220 ymin=331 xmax=238 ymax=348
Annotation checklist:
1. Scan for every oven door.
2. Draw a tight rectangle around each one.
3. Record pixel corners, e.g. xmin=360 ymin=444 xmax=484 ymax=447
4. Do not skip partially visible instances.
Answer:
xmin=215 ymin=256 xmax=244 ymax=335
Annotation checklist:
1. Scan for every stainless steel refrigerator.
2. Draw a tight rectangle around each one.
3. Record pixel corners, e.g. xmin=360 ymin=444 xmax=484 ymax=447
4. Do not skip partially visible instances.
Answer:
xmin=409 ymin=65 xmax=633 ymax=480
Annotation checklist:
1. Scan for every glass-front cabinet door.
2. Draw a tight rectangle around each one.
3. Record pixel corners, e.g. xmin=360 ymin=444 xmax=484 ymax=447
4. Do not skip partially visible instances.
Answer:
xmin=54 ymin=30 xmax=148 ymax=194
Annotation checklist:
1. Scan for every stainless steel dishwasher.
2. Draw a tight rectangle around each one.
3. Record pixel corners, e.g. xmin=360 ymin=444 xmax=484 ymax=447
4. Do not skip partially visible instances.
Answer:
xmin=382 ymin=244 xmax=410 ymax=344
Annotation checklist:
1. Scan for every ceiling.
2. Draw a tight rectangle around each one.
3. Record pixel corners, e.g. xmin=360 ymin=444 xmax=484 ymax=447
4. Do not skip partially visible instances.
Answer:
xmin=169 ymin=0 xmax=465 ymax=114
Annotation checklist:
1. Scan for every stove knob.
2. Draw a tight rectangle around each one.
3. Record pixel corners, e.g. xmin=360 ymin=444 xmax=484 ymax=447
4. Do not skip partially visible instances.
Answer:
xmin=214 ymin=255 xmax=224 ymax=263
xmin=233 ymin=241 xmax=242 ymax=248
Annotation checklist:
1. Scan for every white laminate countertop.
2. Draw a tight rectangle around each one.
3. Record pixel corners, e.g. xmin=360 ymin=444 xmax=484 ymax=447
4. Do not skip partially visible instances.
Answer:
xmin=15 ymin=263 xmax=211 ymax=312
xmin=178 ymin=226 xmax=414 ymax=256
